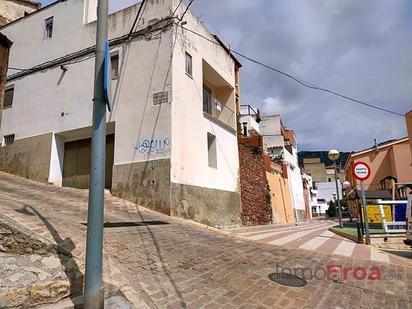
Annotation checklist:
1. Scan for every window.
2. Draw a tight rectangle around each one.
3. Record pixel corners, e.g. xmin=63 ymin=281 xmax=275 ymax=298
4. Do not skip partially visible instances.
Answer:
xmin=4 ymin=134 xmax=15 ymax=146
xmin=207 ymin=133 xmax=217 ymax=168
xmin=185 ymin=52 xmax=192 ymax=77
xmin=3 ymin=86 xmax=14 ymax=109
xmin=45 ymin=17 xmax=53 ymax=39
xmin=203 ymin=85 xmax=212 ymax=114
xmin=110 ymin=52 xmax=119 ymax=79
xmin=328 ymin=178 xmax=331 ymax=182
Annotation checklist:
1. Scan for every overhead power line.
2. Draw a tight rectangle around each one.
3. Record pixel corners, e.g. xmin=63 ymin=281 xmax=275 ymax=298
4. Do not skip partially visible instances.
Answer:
xmin=127 ymin=0 xmax=147 ymax=39
xmin=181 ymin=25 xmax=406 ymax=118
xmin=172 ymin=0 xmax=185 ymax=18
xmin=231 ymin=50 xmax=404 ymax=117
xmin=179 ymin=0 xmax=194 ymax=21
xmin=7 ymin=18 xmax=174 ymax=82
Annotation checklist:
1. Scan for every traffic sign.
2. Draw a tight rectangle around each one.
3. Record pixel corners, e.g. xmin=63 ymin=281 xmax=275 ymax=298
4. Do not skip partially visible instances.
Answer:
xmin=352 ymin=161 xmax=371 ymax=181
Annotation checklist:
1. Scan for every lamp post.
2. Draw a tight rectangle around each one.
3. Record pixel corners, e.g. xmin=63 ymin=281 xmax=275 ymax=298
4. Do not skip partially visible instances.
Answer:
xmin=329 ymin=150 xmax=343 ymax=228
xmin=342 ymin=180 xmax=351 ymax=219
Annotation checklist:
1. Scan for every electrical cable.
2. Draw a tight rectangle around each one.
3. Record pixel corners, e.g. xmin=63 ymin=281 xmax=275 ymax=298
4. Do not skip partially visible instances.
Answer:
xmin=127 ymin=0 xmax=147 ymax=39
xmin=172 ymin=0 xmax=185 ymax=18
xmin=180 ymin=25 xmax=407 ymax=118
xmin=7 ymin=17 xmax=174 ymax=82
xmin=9 ymin=67 xmax=27 ymax=71
xmin=231 ymin=50 xmax=404 ymax=117
xmin=179 ymin=0 xmax=194 ymax=21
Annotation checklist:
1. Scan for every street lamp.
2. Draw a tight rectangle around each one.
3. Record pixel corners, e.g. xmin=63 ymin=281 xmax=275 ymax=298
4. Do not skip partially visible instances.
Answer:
xmin=328 ymin=150 xmax=343 ymax=228
xmin=342 ymin=180 xmax=351 ymax=219
xmin=342 ymin=181 xmax=351 ymax=190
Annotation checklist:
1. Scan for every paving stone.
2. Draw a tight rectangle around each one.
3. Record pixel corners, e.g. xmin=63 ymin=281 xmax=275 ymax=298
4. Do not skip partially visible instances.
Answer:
xmin=0 ymin=172 xmax=412 ymax=309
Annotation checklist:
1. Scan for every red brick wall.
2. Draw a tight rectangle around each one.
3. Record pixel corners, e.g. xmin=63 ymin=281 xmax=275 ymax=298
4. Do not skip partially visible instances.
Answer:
xmin=0 ymin=34 xmax=12 ymax=130
xmin=238 ymin=136 xmax=263 ymax=147
xmin=239 ymin=145 xmax=273 ymax=226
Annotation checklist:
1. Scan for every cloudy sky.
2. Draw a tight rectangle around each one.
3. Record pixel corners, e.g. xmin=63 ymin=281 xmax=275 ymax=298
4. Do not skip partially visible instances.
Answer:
xmin=39 ymin=0 xmax=412 ymax=151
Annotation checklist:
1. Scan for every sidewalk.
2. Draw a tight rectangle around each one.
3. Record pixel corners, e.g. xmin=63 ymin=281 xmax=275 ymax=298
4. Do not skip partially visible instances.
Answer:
xmin=1 ymin=172 xmax=411 ymax=309
xmin=226 ymin=222 xmax=412 ymax=267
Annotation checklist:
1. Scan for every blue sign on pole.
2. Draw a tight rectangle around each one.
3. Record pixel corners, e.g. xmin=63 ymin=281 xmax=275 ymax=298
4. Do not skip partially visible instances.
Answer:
xmin=103 ymin=40 xmax=112 ymax=111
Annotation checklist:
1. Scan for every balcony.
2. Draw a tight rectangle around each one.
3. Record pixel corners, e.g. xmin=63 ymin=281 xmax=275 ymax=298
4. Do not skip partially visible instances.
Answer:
xmin=202 ymin=60 xmax=236 ymax=131
xmin=239 ymin=105 xmax=261 ymax=137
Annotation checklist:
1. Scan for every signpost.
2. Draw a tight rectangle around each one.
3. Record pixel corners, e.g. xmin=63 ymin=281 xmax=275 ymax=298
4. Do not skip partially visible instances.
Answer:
xmin=352 ymin=161 xmax=371 ymax=244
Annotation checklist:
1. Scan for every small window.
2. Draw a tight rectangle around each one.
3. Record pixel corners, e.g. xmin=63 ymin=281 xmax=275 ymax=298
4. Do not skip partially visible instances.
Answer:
xmin=207 ymin=133 xmax=217 ymax=169
xmin=203 ymin=85 xmax=212 ymax=114
xmin=45 ymin=17 xmax=53 ymax=39
xmin=4 ymin=134 xmax=15 ymax=146
xmin=328 ymin=178 xmax=331 ymax=182
xmin=110 ymin=52 xmax=119 ymax=79
xmin=185 ymin=52 xmax=192 ymax=77
xmin=3 ymin=86 xmax=14 ymax=109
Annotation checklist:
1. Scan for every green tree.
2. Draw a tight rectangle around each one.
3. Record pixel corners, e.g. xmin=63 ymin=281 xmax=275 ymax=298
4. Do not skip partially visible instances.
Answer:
xmin=327 ymin=200 xmax=337 ymax=217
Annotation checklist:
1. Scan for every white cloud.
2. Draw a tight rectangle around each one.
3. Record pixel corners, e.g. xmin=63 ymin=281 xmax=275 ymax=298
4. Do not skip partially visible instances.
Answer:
xmin=261 ymin=97 xmax=299 ymax=116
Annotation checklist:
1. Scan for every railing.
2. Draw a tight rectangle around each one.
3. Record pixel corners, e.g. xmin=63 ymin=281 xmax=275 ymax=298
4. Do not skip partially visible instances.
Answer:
xmin=240 ymin=104 xmax=258 ymax=116
xmin=204 ymin=99 xmax=236 ymax=130
xmin=376 ymin=199 xmax=408 ymax=233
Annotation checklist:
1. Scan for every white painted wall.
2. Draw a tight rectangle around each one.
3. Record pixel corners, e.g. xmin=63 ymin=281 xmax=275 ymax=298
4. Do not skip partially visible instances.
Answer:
xmin=1 ymin=0 xmax=175 ymax=167
xmin=260 ymin=115 xmax=284 ymax=150
xmin=239 ymin=115 xmax=259 ymax=136
xmin=170 ymin=7 xmax=240 ymax=192
xmin=286 ymin=147 xmax=305 ymax=212
xmin=317 ymin=181 xmax=342 ymax=203
xmin=1 ymin=0 xmax=240 ymax=194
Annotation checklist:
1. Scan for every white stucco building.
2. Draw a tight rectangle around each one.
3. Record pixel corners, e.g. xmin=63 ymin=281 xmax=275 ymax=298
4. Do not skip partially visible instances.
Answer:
xmin=259 ymin=115 xmax=307 ymax=221
xmin=316 ymin=181 xmax=343 ymax=215
xmin=0 ymin=0 xmax=242 ymax=226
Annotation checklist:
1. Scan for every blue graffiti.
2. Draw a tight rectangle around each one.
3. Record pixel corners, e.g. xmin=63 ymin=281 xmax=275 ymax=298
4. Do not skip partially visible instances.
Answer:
xmin=135 ymin=138 xmax=170 ymax=154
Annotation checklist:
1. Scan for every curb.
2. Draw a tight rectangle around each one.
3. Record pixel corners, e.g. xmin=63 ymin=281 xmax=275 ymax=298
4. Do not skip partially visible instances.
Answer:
xmin=329 ymin=226 xmax=363 ymax=243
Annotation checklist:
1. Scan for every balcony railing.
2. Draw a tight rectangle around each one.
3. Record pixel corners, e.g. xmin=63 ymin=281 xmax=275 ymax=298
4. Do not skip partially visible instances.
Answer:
xmin=240 ymin=105 xmax=261 ymax=122
xmin=204 ymin=99 xmax=236 ymax=130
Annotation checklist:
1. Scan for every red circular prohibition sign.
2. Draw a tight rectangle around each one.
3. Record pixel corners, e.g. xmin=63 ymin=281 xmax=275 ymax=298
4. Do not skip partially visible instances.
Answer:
xmin=352 ymin=161 xmax=371 ymax=181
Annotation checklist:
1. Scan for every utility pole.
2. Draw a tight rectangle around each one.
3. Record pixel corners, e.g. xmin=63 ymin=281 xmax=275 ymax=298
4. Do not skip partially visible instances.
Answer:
xmin=84 ymin=0 xmax=108 ymax=308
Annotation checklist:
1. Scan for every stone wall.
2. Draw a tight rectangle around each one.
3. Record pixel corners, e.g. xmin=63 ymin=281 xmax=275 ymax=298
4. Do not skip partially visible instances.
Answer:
xmin=0 ymin=213 xmax=56 ymax=256
xmin=238 ymin=145 xmax=272 ymax=226
xmin=0 ymin=133 xmax=53 ymax=183
xmin=170 ymin=183 xmax=241 ymax=227
xmin=111 ymin=159 xmax=171 ymax=215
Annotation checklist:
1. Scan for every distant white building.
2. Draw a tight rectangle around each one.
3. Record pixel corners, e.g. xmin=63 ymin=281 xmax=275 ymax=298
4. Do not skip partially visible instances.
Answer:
xmin=259 ymin=115 xmax=306 ymax=221
xmin=0 ymin=0 xmax=242 ymax=226
xmin=316 ymin=181 xmax=342 ymax=215
xmin=302 ymin=172 xmax=317 ymax=219
xmin=239 ymin=105 xmax=261 ymax=137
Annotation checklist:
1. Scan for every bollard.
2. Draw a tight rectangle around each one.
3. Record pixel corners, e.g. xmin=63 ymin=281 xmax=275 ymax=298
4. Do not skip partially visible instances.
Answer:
xmin=356 ymin=222 xmax=363 ymax=243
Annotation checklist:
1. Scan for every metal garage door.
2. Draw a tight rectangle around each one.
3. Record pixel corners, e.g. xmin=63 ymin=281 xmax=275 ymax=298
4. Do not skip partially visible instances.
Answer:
xmin=62 ymin=135 xmax=114 ymax=189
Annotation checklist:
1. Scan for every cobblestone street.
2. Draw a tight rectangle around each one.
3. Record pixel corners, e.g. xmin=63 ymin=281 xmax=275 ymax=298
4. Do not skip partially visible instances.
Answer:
xmin=226 ymin=222 xmax=412 ymax=266
xmin=1 ymin=172 xmax=411 ymax=309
